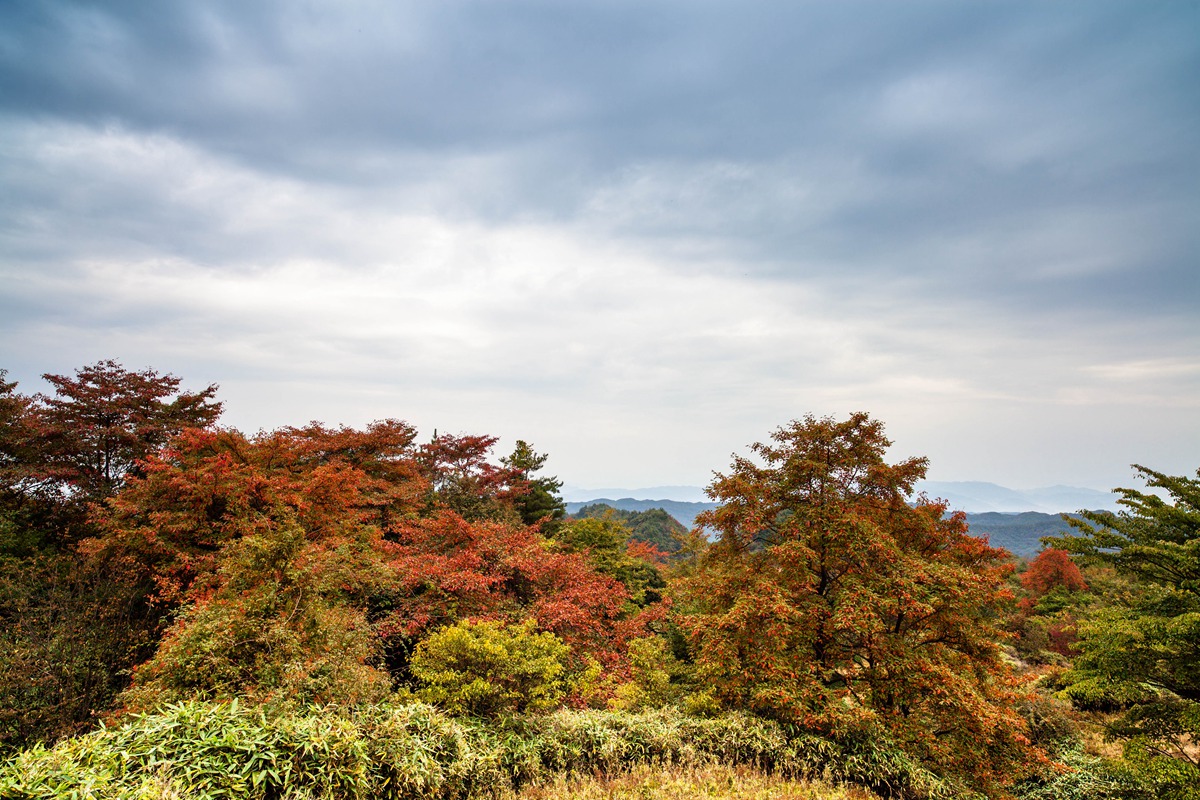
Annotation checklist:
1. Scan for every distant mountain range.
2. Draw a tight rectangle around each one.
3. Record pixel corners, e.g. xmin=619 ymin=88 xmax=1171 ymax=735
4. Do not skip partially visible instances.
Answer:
xmin=563 ymin=481 xmax=1120 ymax=514
xmin=561 ymin=485 xmax=711 ymax=503
xmin=564 ymin=481 xmax=1120 ymax=558
xmin=912 ymin=481 xmax=1119 ymax=514
xmin=563 ymin=498 xmax=716 ymax=529
xmin=564 ymin=498 xmax=1085 ymax=559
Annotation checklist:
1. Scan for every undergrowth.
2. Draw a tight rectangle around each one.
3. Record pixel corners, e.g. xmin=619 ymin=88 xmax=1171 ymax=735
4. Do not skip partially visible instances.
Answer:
xmin=0 ymin=701 xmax=963 ymax=800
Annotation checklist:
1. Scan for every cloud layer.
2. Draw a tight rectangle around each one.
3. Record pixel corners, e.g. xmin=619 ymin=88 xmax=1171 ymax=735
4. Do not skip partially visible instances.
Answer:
xmin=2 ymin=1 xmax=1197 ymax=490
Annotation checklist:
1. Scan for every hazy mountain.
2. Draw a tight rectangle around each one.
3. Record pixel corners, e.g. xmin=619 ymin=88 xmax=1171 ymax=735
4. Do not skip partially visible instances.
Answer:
xmin=565 ymin=481 xmax=1118 ymax=514
xmin=561 ymin=485 xmax=710 ymax=503
xmin=914 ymin=481 xmax=1118 ymax=513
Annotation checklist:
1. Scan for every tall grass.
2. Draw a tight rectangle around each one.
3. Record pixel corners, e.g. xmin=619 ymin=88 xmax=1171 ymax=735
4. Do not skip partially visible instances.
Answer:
xmin=506 ymin=763 xmax=879 ymax=800
xmin=0 ymin=702 xmax=966 ymax=800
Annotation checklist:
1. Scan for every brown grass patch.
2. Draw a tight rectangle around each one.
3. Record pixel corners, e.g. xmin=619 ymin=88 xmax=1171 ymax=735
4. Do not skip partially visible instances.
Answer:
xmin=506 ymin=763 xmax=881 ymax=800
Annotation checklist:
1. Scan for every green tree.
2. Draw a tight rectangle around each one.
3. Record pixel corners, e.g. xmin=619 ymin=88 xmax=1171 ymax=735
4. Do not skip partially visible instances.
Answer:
xmin=675 ymin=413 xmax=1040 ymax=796
xmin=410 ymin=618 xmax=569 ymax=717
xmin=502 ymin=440 xmax=566 ymax=530
xmin=1050 ymin=466 xmax=1200 ymax=799
xmin=557 ymin=514 xmax=666 ymax=607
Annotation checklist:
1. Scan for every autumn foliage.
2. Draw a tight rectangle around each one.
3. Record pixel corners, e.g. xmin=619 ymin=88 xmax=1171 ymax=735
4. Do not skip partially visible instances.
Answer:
xmin=675 ymin=413 xmax=1042 ymax=794
xmin=1021 ymin=549 xmax=1088 ymax=597
xmin=75 ymin=419 xmax=656 ymax=710
xmin=11 ymin=361 xmax=1149 ymax=798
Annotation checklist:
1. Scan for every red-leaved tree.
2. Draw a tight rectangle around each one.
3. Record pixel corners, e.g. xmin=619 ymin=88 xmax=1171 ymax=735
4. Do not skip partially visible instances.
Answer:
xmin=1021 ymin=548 xmax=1088 ymax=597
xmin=86 ymin=420 xmax=654 ymax=709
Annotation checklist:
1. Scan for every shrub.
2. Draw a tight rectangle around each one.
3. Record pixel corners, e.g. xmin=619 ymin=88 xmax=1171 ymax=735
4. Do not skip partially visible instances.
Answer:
xmin=607 ymin=636 xmax=683 ymax=711
xmin=412 ymin=619 xmax=570 ymax=717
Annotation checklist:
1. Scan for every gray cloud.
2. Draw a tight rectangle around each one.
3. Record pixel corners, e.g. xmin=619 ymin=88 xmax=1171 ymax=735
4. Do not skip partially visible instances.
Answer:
xmin=1 ymin=1 xmax=1197 ymax=490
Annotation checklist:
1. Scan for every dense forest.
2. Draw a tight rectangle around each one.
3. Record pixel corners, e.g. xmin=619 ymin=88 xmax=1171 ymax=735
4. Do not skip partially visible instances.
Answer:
xmin=0 ymin=361 xmax=1196 ymax=800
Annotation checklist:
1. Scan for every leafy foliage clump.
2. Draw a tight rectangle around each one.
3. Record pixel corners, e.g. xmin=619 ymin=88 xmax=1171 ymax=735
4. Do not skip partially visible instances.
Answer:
xmin=411 ymin=619 xmax=570 ymax=717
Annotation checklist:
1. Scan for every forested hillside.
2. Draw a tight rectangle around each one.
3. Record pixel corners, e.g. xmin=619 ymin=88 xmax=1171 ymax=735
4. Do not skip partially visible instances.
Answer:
xmin=963 ymin=512 xmax=1079 ymax=557
xmin=2 ymin=362 xmax=1196 ymax=800
xmin=566 ymin=498 xmax=717 ymax=529
xmin=569 ymin=503 xmax=688 ymax=553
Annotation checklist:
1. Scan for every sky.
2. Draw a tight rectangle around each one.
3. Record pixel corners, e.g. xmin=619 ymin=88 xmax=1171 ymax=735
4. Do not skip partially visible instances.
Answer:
xmin=1 ymin=1 xmax=1197 ymax=495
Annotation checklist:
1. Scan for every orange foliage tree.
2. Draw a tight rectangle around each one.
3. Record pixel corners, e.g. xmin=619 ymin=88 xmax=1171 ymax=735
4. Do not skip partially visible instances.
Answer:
xmin=674 ymin=413 xmax=1042 ymax=795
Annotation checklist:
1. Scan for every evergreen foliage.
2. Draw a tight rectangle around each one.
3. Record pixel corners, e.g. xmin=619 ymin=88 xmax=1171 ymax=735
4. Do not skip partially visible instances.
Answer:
xmin=1050 ymin=466 xmax=1200 ymax=799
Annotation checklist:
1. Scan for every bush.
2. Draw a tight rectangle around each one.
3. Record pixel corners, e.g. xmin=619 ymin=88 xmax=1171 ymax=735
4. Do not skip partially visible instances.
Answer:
xmin=607 ymin=636 xmax=683 ymax=711
xmin=412 ymin=619 xmax=570 ymax=717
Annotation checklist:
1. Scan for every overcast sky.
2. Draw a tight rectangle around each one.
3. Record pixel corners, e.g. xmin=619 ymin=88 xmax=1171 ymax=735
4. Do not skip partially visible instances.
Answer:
xmin=1 ymin=1 xmax=1197 ymax=494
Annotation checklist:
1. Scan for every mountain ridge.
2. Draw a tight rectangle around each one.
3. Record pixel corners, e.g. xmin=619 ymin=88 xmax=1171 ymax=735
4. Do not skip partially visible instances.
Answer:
xmin=564 ymin=480 xmax=1120 ymax=514
xmin=564 ymin=499 xmax=1082 ymax=558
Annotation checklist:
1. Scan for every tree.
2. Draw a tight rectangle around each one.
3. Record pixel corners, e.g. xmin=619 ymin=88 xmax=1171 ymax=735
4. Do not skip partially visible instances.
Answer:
xmin=1021 ymin=549 xmax=1088 ymax=597
xmin=120 ymin=519 xmax=393 ymax=710
xmin=556 ymin=514 xmax=667 ymax=607
xmin=0 ymin=362 xmax=221 ymax=747
xmin=30 ymin=360 xmax=222 ymax=505
xmin=674 ymin=413 xmax=1040 ymax=795
xmin=417 ymin=432 xmax=527 ymax=522
xmin=377 ymin=511 xmax=647 ymax=682
xmin=501 ymin=440 xmax=566 ymax=530
xmin=1050 ymin=466 xmax=1200 ymax=799
xmin=91 ymin=419 xmax=653 ymax=709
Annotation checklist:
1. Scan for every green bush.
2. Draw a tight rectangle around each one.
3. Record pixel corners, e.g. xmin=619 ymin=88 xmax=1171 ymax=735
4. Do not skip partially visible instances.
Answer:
xmin=608 ymin=636 xmax=684 ymax=711
xmin=411 ymin=619 xmax=570 ymax=717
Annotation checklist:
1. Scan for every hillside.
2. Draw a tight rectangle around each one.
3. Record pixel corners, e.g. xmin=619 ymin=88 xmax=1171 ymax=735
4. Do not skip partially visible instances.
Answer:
xmin=569 ymin=503 xmax=689 ymax=553
xmin=961 ymin=511 xmax=1080 ymax=558
xmin=564 ymin=499 xmax=718 ymax=530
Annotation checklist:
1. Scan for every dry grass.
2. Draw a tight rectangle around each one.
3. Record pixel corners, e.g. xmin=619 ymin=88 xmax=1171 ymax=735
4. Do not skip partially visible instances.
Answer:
xmin=506 ymin=763 xmax=882 ymax=800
